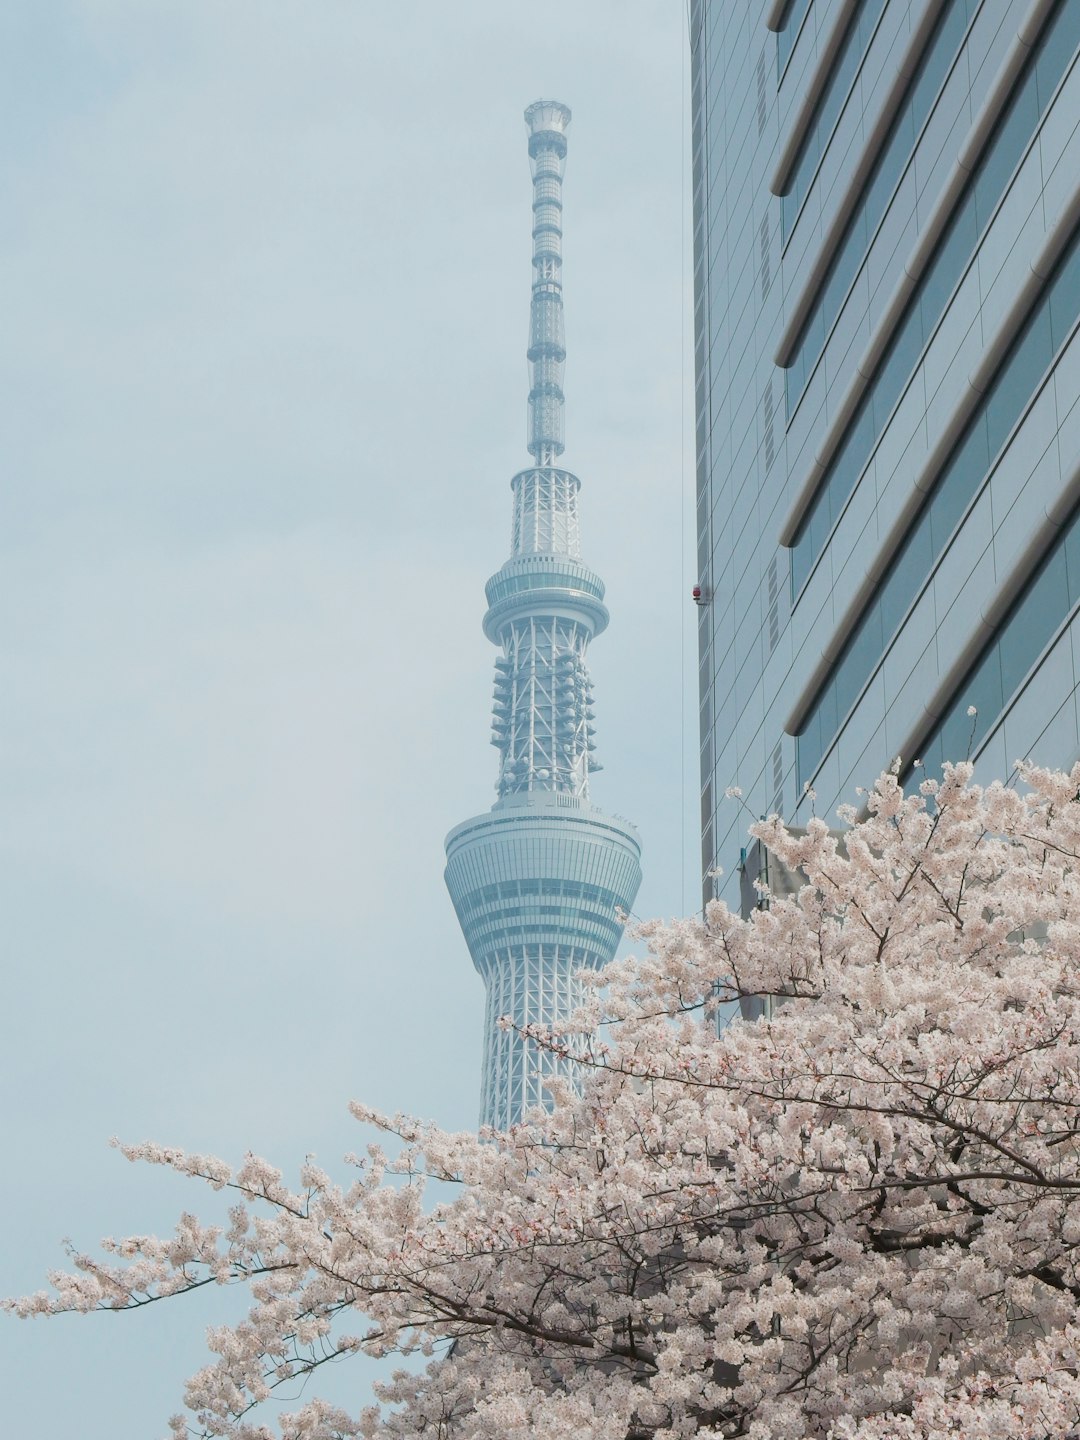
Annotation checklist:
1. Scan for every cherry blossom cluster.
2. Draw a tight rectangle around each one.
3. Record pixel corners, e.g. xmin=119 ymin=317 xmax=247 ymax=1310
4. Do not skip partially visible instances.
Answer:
xmin=10 ymin=762 xmax=1080 ymax=1439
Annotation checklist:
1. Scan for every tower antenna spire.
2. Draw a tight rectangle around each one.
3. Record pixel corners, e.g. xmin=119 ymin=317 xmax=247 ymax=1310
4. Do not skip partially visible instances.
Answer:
xmin=445 ymin=102 xmax=641 ymax=1132
xmin=524 ymin=99 xmax=571 ymax=466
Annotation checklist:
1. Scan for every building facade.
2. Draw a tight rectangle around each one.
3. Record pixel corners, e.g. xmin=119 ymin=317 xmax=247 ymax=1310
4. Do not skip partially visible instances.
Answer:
xmin=445 ymin=102 xmax=642 ymax=1131
xmin=691 ymin=0 xmax=1080 ymax=911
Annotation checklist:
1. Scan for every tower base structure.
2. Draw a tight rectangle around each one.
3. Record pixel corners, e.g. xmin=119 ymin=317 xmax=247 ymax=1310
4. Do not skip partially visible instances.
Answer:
xmin=445 ymin=792 xmax=641 ymax=1131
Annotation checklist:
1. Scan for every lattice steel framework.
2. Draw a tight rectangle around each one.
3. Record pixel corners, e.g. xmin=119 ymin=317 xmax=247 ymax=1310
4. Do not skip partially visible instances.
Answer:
xmin=445 ymin=101 xmax=642 ymax=1132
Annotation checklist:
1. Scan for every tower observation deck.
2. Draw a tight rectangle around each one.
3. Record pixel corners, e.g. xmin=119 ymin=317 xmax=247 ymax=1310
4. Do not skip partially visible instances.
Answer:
xmin=445 ymin=101 xmax=642 ymax=1132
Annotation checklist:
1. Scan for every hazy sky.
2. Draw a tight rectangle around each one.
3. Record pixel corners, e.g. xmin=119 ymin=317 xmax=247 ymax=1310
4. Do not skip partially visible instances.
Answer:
xmin=0 ymin=2 xmax=695 ymax=1431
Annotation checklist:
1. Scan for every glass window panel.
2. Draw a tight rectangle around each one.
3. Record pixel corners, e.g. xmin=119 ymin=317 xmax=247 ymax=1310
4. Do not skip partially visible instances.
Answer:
xmin=824 ymin=218 xmax=866 ymax=319
xmin=822 ymin=435 xmax=856 ymax=531
xmin=928 ymin=472 xmax=968 ymax=561
xmin=778 ymin=0 xmax=813 ymax=74
xmin=920 ymin=730 xmax=945 ymax=779
xmin=910 ymin=510 xmax=1080 ymax=787
xmin=777 ymin=21 xmax=792 ymax=71
xmin=800 ymin=703 xmax=822 ymax=780
xmin=936 ymin=690 xmax=979 ymax=767
xmin=829 ymin=28 xmax=859 ymax=103
xmin=957 ymin=646 xmax=1004 ymax=751
xmin=1035 ymin=4 xmax=1080 ymax=113
xmin=786 ymin=360 xmax=800 ymax=419
xmin=1064 ymin=511 xmax=1080 ymax=603
xmin=834 ymin=604 xmax=885 ymax=718
xmin=985 ymin=300 xmax=1052 ymax=460
xmin=930 ymin=422 xmax=987 ymax=555
xmin=886 ymin=101 xmax=917 ymax=176
xmin=873 ymin=308 xmax=922 ymax=429
xmin=807 ymin=302 xmax=826 ymax=364
xmin=1049 ymin=237 xmax=1080 ymax=352
xmin=862 ymin=108 xmax=913 ymax=229
xmin=789 ymin=0 xmax=1077 ymax=600
xmin=877 ymin=509 xmax=933 ymax=636
xmin=815 ymin=677 xmax=839 ymax=752
xmin=785 ymin=5 xmax=866 ymax=235
xmin=796 ymin=726 xmax=814 ymax=790
xmin=784 ymin=0 xmax=984 ymax=419
xmin=791 ymin=533 xmax=813 ymax=597
xmin=837 ymin=397 xmax=874 ymax=497
xmin=854 ymin=0 xmax=873 ymax=49
xmin=1001 ymin=545 xmax=1069 ymax=698
xmin=799 ymin=706 xmax=823 ymax=786
xmin=909 ymin=4 xmax=960 ymax=121
xmin=807 ymin=492 xmax=833 ymax=570
xmin=973 ymin=73 xmax=1039 ymax=231
xmin=920 ymin=192 xmax=976 ymax=340
xmin=782 ymin=191 xmax=796 ymax=238
xmin=793 ymin=309 xmax=825 ymax=389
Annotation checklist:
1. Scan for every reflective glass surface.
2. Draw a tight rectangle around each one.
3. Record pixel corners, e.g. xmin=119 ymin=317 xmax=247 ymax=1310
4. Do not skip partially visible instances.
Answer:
xmin=778 ymin=0 xmax=814 ymax=76
xmin=789 ymin=0 xmax=1080 ymax=594
xmin=909 ymin=505 xmax=1080 ymax=784
xmin=785 ymin=0 xmax=977 ymax=407
xmin=782 ymin=0 xmax=888 ymax=240
xmin=797 ymin=227 xmax=1080 ymax=789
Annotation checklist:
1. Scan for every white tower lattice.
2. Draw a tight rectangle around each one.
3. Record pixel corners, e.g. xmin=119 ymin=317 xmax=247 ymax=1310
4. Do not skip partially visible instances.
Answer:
xmin=444 ymin=101 xmax=642 ymax=1131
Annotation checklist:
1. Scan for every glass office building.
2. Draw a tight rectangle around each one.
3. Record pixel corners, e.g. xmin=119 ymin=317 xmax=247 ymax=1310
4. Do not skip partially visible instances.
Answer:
xmin=691 ymin=0 xmax=1080 ymax=910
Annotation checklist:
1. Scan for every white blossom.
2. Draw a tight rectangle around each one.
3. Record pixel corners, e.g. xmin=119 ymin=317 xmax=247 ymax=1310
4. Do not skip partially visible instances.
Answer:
xmin=12 ymin=761 xmax=1080 ymax=1438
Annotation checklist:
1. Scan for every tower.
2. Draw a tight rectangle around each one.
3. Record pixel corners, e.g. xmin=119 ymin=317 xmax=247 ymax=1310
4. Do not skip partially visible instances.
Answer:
xmin=445 ymin=100 xmax=642 ymax=1132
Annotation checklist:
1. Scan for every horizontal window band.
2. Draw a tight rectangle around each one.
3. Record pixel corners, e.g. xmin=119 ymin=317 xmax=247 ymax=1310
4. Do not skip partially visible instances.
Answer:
xmin=771 ymin=0 xmax=860 ymax=198
xmin=470 ymin=930 xmax=620 ymax=953
xmin=780 ymin=0 xmax=891 ymax=247
xmin=897 ymin=449 xmax=1080 ymax=785
xmin=778 ymin=0 xmax=815 ymax=77
xmin=773 ymin=0 xmax=957 ymax=359
xmin=782 ymin=0 xmax=985 ymax=420
xmin=780 ymin=0 xmax=1076 ymax=586
xmin=472 ymin=936 xmax=610 ymax=964
xmin=784 ymin=180 xmax=1080 ymax=745
xmin=780 ymin=0 xmax=1058 ymax=541
xmin=790 ymin=212 xmax=1080 ymax=790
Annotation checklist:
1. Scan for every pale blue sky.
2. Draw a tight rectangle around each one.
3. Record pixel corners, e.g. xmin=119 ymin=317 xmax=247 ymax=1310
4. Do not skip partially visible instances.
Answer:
xmin=0 ymin=2 xmax=695 ymax=1431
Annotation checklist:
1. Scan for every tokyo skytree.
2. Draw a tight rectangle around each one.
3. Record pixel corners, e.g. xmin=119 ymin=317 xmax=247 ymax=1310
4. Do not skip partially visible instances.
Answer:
xmin=444 ymin=100 xmax=642 ymax=1131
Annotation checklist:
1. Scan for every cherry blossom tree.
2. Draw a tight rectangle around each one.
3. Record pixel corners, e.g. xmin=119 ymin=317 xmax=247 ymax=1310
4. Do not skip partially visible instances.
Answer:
xmin=10 ymin=761 xmax=1080 ymax=1439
